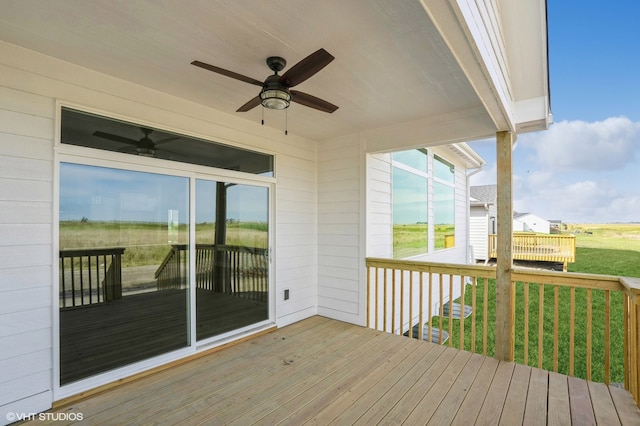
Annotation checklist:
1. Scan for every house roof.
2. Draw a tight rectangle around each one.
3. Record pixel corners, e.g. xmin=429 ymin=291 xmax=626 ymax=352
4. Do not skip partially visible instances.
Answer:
xmin=0 ymin=0 xmax=550 ymax=146
xmin=470 ymin=185 xmax=497 ymax=204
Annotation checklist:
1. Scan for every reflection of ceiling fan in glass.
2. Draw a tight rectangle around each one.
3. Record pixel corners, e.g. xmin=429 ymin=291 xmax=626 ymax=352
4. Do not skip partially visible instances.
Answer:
xmin=92 ymin=127 xmax=180 ymax=157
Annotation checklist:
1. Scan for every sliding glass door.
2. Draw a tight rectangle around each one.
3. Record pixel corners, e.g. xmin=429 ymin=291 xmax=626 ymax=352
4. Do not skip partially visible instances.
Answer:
xmin=59 ymin=163 xmax=190 ymax=385
xmin=195 ymin=180 xmax=269 ymax=341
xmin=58 ymin=107 xmax=274 ymax=386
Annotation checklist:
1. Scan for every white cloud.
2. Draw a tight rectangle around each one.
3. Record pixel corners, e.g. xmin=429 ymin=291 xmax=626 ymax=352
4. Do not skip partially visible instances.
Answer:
xmin=521 ymin=117 xmax=640 ymax=171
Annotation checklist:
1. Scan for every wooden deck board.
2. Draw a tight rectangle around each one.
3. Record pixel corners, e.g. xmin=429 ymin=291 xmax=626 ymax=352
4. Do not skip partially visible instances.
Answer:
xmin=32 ymin=316 xmax=639 ymax=425
xmin=547 ymin=371 xmax=572 ymax=425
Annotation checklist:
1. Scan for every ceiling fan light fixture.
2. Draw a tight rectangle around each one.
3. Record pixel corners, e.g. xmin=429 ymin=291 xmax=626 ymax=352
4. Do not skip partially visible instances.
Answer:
xmin=260 ymin=88 xmax=291 ymax=110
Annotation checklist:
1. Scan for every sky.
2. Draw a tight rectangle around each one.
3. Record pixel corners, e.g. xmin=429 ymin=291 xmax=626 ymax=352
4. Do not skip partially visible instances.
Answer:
xmin=468 ymin=1 xmax=640 ymax=223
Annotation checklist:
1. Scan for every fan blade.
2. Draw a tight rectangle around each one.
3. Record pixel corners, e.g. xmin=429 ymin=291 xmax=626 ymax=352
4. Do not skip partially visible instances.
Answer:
xmin=291 ymin=90 xmax=338 ymax=113
xmin=279 ymin=48 xmax=334 ymax=87
xmin=236 ymin=96 xmax=262 ymax=112
xmin=153 ymin=136 xmax=181 ymax=146
xmin=93 ymin=131 xmax=139 ymax=146
xmin=191 ymin=60 xmax=264 ymax=87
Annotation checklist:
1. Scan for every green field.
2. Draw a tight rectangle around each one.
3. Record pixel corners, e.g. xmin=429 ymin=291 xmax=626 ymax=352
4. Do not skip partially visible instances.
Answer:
xmin=438 ymin=223 xmax=640 ymax=384
xmin=393 ymin=224 xmax=454 ymax=258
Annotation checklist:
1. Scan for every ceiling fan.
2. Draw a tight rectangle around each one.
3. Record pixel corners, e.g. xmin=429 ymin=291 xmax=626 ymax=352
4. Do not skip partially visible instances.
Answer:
xmin=93 ymin=128 xmax=180 ymax=157
xmin=191 ymin=48 xmax=338 ymax=114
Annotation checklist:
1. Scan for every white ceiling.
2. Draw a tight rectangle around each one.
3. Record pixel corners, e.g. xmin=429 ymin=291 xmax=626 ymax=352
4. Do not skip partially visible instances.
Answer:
xmin=0 ymin=0 xmax=493 ymax=142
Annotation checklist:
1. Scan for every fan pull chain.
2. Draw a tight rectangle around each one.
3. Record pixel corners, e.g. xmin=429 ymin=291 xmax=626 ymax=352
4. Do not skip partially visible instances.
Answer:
xmin=285 ymin=108 xmax=288 ymax=135
xmin=261 ymin=107 xmax=264 ymax=126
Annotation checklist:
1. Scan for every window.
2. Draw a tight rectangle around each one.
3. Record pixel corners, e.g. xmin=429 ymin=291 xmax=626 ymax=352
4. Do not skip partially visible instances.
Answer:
xmin=391 ymin=150 xmax=456 ymax=258
xmin=61 ymin=107 xmax=274 ymax=176
xmin=433 ymin=155 xmax=455 ymax=250
xmin=392 ymin=149 xmax=428 ymax=258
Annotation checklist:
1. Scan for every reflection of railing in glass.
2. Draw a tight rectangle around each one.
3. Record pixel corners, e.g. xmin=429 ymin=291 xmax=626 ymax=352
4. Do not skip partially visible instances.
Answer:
xmin=155 ymin=244 xmax=268 ymax=302
xmin=59 ymin=247 xmax=125 ymax=308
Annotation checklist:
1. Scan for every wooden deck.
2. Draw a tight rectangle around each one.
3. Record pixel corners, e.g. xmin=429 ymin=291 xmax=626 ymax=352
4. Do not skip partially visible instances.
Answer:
xmin=42 ymin=316 xmax=639 ymax=425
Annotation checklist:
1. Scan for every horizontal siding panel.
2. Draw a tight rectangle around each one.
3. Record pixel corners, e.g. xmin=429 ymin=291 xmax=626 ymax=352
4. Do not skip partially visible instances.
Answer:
xmin=317 ymin=212 xmax=359 ymax=225
xmin=0 ymin=349 xmax=50 ymax=385
xmin=317 ymin=189 xmax=359 ymax=203
xmin=0 ymin=245 xmax=51 ymax=269
xmin=318 ymin=167 xmax=359 ymax=184
xmin=0 ymin=328 xmax=51 ymax=361
xmin=0 ymin=287 xmax=51 ymax=315
xmin=317 ymin=245 xmax=359 ymax=258
xmin=317 ymin=296 xmax=358 ymax=315
xmin=318 ymin=223 xmax=359 ymax=236
xmin=318 ymin=254 xmax=359 ymax=269
xmin=0 ymin=201 xmax=51 ymax=224
xmin=0 ymin=178 xmax=51 ymax=202
xmin=0 ymin=109 xmax=53 ymax=140
xmin=317 ymin=287 xmax=358 ymax=304
xmin=277 ymin=212 xmax=315 ymax=225
xmin=0 ymin=85 xmax=54 ymax=118
xmin=277 ymin=191 xmax=315 ymax=204
xmin=0 ymin=224 xmax=51 ymax=246
xmin=1 ymin=133 xmax=52 ymax=161
xmin=318 ymin=265 xmax=360 ymax=281
xmin=0 ymin=265 xmax=50 ymax=291
xmin=0 ymin=307 xmax=50 ymax=338
xmin=318 ymin=178 xmax=359 ymax=194
xmin=318 ymin=234 xmax=358 ymax=247
xmin=0 ymin=370 xmax=50 ymax=407
xmin=318 ymin=276 xmax=359 ymax=292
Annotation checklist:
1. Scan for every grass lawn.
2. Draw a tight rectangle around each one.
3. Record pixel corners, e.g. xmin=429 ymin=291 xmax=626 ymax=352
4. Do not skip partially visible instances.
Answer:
xmin=436 ymin=224 xmax=640 ymax=384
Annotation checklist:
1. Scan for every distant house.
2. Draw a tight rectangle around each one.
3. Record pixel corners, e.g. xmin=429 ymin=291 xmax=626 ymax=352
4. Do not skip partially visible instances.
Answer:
xmin=549 ymin=219 xmax=563 ymax=233
xmin=469 ymin=185 xmax=497 ymax=262
xmin=513 ymin=212 xmax=550 ymax=234
xmin=469 ymin=185 xmax=551 ymax=261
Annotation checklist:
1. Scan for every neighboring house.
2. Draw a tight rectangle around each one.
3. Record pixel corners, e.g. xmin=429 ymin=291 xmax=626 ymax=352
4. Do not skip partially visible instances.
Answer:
xmin=513 ymin=212 xmax=551 ymax=234
xmin=0 ymin=1 xmax=550 ymax=421
xmin=549 ymin=219 xmax=563 ymax=233
xmin=469 ymin=185 xmax=497 ymax=262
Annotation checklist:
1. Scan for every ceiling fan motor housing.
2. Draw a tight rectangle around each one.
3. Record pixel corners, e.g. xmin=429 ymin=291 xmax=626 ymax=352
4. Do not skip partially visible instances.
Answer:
xmin=260 ymin=74 xmax=291 ymax=110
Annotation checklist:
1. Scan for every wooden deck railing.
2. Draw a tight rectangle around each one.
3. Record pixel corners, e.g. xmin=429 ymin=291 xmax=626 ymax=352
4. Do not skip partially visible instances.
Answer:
xmin=489 ymin=233 xmax=576 ymax=270
xmin=365 ymin=258 xmax=640 ymax=407
xmin=155 ymin=244 xmax=268 ymax=301
xmin=59 ymin=247 xmax=125 ymax=308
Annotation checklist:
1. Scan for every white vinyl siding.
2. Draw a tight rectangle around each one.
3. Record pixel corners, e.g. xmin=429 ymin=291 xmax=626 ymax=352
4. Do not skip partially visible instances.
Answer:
xmin=317 ymin=135 xmax=365 ymax=325
xmin=0 ymin=41 xmax=319 ymax=419
xmin=470 ymin=206 xmax=489 ymax=261
xmin=0 ymin=87 xmax=55 ymax=419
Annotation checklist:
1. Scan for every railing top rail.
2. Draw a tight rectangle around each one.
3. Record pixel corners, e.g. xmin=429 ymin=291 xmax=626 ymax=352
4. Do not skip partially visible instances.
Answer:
xmin=490 ymin=233 xmax=577 ymax=239
xmin=365 ymin=257 xmax=497 ymax=279
xmin=365 ymin=257 xmax=628 ymax=293
xmin=60 ymin=247 xmax=125 ymax=257
xmin=512 ymin=268 xmax=624 ymax=291
xmin=620 ymin=276 xmax=640 ymax=296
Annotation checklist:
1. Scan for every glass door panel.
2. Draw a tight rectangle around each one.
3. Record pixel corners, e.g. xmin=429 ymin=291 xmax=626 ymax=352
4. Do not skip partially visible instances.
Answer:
xmin=195 ymin=180 xmax=269 ymax=341
xmin=59 ymin=163 xmax=189 ymax=385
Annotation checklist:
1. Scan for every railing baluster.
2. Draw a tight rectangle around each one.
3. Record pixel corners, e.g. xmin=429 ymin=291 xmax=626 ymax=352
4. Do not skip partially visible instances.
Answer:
xmin=570 ymin=287 xmax=575 ymax=376
xmin=471 ymin=277 xmax=476 ymax=353
xmin=554 ymin=285 xmax=559 ymax=372
xmin=483 ymin=277 xmax=488 ymax=356
xmin=586 ymin=288 xmax=592 ymax=381
xmin=459 ymin=275 xmax=465 ymax=350
xmin=538 ymin=283 xmax=544 ymax=369
xmin=391 ymin=268 xmax=396 ymax=334
xmin=448 ymin=274 xmax=453 ymax=348
xmin=438 ymin=274 xmax=444 ymax=344
xmin=605 ymin=290 xmax=610 ymax=384
xmin=524 ymin=282 xmax=529 ymax=366
xmin=408 ymin=271 xmax=413 ymax=338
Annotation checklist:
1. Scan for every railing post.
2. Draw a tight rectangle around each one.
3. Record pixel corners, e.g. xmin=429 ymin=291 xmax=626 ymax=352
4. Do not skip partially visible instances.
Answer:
xmin=495 ymin=130 xmax=515 ymax=361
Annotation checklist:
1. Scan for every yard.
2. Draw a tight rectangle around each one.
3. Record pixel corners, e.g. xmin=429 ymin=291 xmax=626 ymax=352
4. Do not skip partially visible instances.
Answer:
xmin=436 ymin=224 xmax=640 ymax=384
